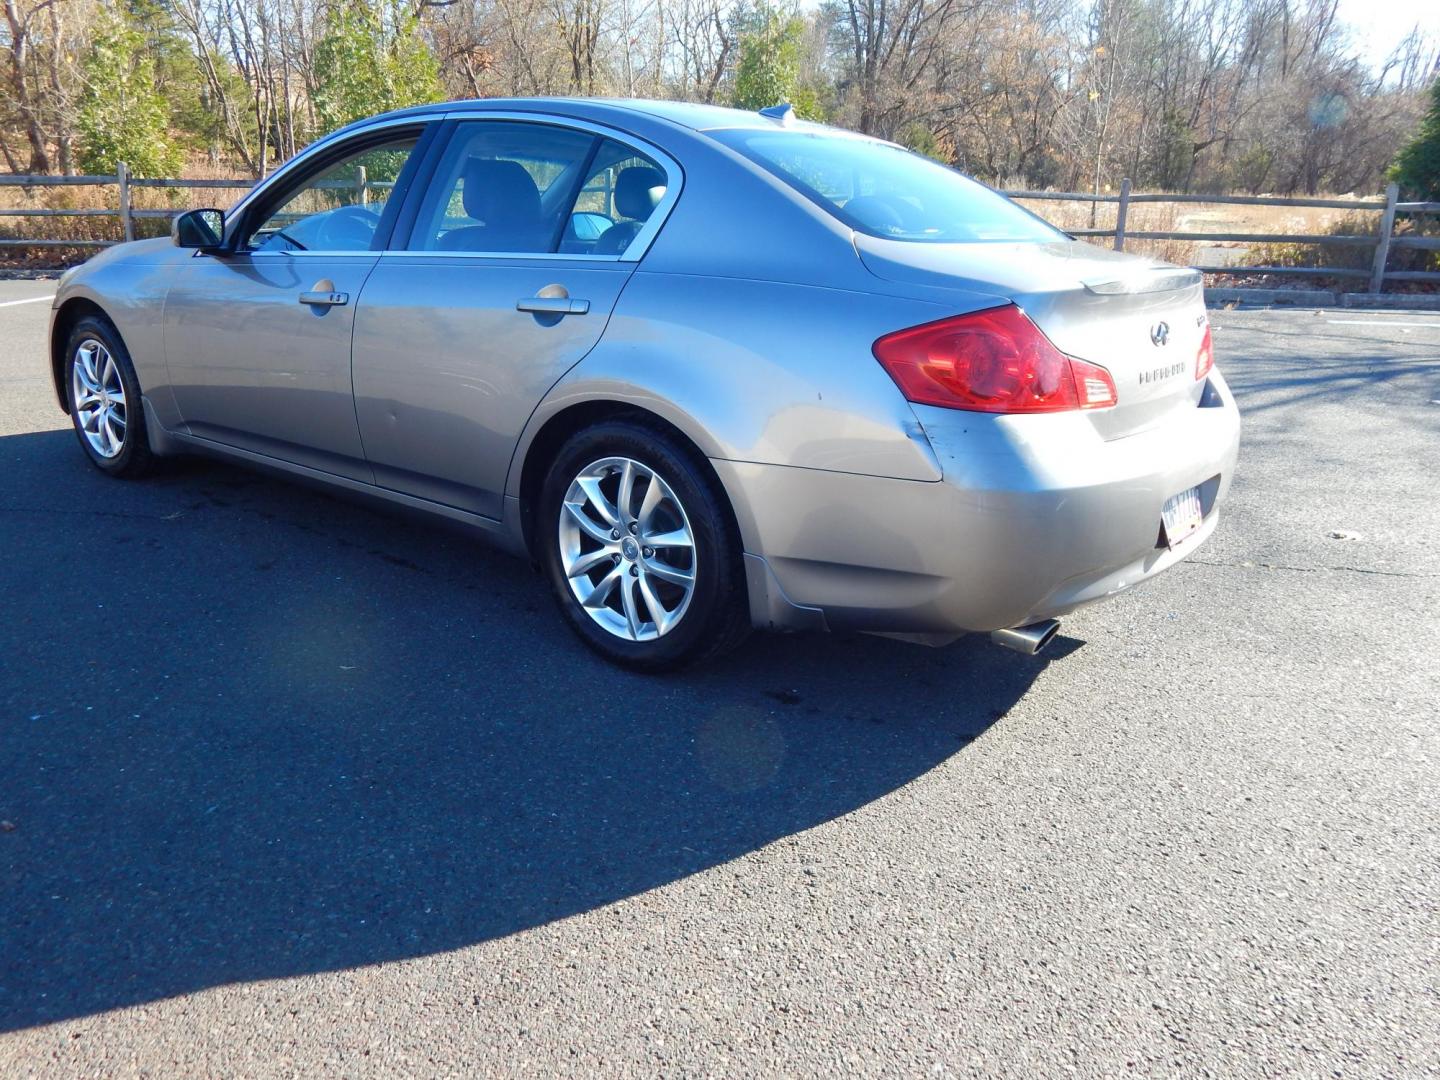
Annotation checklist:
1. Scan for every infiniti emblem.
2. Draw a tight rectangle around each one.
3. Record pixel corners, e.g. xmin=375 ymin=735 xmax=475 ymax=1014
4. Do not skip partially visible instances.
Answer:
xmin=1150 ymin=321 xmax=1170 ymax=347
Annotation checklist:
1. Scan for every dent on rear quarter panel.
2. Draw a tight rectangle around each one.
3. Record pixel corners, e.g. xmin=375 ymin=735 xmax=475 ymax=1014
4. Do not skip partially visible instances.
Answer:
xmin=517 ymin=271 xmax=954 ymax=488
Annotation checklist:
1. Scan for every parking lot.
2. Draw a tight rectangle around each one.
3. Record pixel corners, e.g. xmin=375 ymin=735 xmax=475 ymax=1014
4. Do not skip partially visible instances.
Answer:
xmin=0 ymin=280 xmax=1436 ymax=1076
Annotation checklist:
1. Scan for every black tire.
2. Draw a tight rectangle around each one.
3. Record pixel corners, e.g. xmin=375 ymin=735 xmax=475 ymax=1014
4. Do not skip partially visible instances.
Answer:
xmin=64 ymin=315 xmax=155 ymax=479
xmin=539 ymin=418 xmax=751 ymax=671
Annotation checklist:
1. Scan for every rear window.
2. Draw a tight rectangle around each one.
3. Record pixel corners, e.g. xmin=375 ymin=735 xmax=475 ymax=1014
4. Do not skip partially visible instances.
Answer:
xmin=714 ymin=130 xmax=1063 ymax=244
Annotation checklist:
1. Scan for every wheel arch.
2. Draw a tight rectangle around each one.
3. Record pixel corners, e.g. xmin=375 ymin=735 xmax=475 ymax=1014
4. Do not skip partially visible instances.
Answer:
xmin=511 ymin=398 xmax=745 ymax=564
xmin=50 ymin=296 xmax=114 ymax=413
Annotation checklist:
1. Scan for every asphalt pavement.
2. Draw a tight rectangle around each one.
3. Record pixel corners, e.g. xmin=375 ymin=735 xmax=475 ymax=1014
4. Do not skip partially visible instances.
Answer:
xmin=1 ymin=282 xmax=1436 ymax=1077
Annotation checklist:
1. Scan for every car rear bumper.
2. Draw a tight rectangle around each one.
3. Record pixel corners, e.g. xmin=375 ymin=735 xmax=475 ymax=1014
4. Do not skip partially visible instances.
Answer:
xmin=719 ymin=368 xmax=1240 ymax=636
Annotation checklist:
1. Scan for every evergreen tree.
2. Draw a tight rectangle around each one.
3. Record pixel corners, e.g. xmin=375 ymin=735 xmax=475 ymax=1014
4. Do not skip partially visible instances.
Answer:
xmin=731 ymin=6 xmax=822 ymax=121
xmin=1391 ymin=77 xmax=1440 ymax=200
xmin=125 ymin=0 xmax=230 ymax=163
xmin=76 ymin=8 xmax=181 ymax=178
xmin=312 ymin=2 xmax=445 ymax=135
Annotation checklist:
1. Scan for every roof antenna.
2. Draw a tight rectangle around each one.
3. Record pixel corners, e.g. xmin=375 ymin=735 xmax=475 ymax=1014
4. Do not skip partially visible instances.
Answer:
xmin=758 ymin=103 xmax=795 ymax=126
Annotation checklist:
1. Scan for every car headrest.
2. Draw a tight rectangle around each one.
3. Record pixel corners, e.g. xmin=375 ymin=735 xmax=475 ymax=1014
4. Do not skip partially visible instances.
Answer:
xmin=614 ymin=166 xmax=666 ymax=221
xmin=461 ymin=159 xmax=541 ymax=224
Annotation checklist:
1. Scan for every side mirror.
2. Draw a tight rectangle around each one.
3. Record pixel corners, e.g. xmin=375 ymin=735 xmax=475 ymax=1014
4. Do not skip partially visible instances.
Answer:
xmin=568 ymin=212 xmax=613 ymax=242
xmin=172 ymin=208 xmax=224 ymax=251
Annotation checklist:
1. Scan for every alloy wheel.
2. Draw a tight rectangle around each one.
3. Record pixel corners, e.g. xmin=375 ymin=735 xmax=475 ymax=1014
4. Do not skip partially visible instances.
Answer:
xmin=557 ymin=456 xmax=697 ymax=642
xmin=71 ymin=338 xmax=127 ymax=459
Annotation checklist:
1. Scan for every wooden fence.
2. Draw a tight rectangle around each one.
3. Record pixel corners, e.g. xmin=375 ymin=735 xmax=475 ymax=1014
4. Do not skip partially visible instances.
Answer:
xmin=2 ymin=163 xmax=1437 ymax=294
xmin=0 ymin=163 xmax=253 ymax=247
xmin=1009 ymin=179 xmax=1440 ymax=293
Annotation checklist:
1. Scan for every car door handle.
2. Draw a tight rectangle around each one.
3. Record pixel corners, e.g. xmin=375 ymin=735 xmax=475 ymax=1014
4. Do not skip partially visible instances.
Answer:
xmin=298 ymin=290 xmax=349 ymax=307
xmin=516 ymin=296 xmax=589 ymax=316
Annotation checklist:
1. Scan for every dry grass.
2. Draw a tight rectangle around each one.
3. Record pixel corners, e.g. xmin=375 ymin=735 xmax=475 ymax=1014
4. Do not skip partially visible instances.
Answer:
xmin=0 ymin=161 xmax=254 ymax=267
xmin=1244 ymin=211 xmax=1377 ymax=272
xmin=1009 ymin=197 xmax=1196 ymax=263
xmin=1010 ymin=191 xmax=1384 ymax=268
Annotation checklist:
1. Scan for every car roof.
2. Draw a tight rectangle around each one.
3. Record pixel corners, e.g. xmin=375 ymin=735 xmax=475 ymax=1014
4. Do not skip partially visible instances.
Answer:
xmin=338 ymin=97 xmax=834 ymax=139
xmin=567 ymin=99 xmax=804 ymax=131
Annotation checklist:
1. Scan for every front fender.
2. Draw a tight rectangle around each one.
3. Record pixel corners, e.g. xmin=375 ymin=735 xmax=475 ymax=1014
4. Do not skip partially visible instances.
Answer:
xmin=48 ymin=239 xmax=187 ymax=426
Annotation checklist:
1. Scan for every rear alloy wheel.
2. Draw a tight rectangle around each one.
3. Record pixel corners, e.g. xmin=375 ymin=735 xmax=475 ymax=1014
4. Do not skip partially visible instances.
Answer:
xmin=65 ymin=316 xmax=154 ymax=478
xmin=559 ymin=456 xmax=697 ymax=641
xmin=541 ymin=420 xmax=749 ymax=670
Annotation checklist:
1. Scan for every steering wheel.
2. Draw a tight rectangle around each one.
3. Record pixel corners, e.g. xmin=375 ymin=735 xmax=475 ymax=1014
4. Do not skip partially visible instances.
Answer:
xmin=316 ymin=204 xmax=382 ymax=250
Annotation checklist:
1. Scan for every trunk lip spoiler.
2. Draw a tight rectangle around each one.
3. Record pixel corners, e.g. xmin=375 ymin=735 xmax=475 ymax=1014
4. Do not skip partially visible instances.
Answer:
xmin=1081 ymin=268 xmax=1203 ymax=295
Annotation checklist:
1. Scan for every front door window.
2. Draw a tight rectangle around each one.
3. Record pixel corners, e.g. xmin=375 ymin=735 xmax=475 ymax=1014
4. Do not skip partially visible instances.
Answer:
xmin=246 ymin=137 xmax=420 ymax=253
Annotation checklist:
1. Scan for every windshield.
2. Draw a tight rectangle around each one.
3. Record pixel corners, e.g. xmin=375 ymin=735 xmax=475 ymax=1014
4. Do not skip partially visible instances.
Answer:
xmin=715 ymin=130 xmax=1064 ymax=244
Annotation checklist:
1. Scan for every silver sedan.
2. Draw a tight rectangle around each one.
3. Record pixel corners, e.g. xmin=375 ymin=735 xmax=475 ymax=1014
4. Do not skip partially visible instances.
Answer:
xmin=49 ymin=99 xmax=1239 ymax=669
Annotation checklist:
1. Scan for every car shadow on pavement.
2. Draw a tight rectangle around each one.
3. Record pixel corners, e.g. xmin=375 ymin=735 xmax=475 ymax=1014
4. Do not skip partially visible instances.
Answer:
xmin=0 ymin=429 xmax=1065 ymax=1031
xmin=1214 ymin=332 xmax=1439 ymax=417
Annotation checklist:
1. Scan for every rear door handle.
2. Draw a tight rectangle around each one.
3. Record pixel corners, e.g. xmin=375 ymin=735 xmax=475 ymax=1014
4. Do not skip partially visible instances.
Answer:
xmin=516 ymin=296 xmax=590 ymax=316
xmin=299 ymin=290 xmax=349 ymax=307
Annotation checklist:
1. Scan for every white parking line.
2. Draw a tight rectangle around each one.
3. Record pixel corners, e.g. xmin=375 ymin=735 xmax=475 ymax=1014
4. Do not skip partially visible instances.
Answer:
xmin=0 ymin=294 xmax=54 ymax=308
xmin=1326 ymin=319 xmax=1439 ymax=327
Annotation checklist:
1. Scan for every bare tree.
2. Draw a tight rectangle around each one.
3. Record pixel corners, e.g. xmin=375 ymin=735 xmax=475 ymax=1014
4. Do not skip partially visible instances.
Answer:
xmin=0 ymin=0 xmax=97 ymax=174
xmin=0 ymin=0 xmax=1433 ymax=195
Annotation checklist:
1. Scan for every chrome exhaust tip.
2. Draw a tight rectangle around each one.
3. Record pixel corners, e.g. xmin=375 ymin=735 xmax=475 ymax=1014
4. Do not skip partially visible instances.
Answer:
xmin=989 ymin=619 xmax=1061 ymax=656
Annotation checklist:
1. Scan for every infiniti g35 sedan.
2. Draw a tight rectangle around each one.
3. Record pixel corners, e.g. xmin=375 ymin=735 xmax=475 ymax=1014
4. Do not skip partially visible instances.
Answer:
xmin=50 ymin=98 xmax=1239 ymax=670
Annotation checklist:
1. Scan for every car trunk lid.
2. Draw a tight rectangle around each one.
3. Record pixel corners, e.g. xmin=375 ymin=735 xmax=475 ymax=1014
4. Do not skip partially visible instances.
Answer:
xmin=857 ymin=237 xmax=1209 ymax=440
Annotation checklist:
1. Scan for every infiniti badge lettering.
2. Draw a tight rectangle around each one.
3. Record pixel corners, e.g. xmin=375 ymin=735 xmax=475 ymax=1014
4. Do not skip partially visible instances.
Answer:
xmin=1140 ymin=362 xmax=1186 ymax=385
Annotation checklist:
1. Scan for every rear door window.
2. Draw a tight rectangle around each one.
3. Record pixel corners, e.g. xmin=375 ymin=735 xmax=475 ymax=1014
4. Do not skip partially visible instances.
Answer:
xmin=406 ymin=121 xmax=598 ymax=254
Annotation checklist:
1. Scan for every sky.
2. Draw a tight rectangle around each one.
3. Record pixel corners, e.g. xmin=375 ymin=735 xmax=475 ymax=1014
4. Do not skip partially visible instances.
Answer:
xmin=1334 ymin=0 xmax=1440 ymax=69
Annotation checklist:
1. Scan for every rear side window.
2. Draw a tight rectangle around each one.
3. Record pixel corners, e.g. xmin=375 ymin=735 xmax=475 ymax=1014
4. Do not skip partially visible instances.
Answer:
xmin=714 ymin=130 xmax=1063 ymax=244
xmin=561 ymin=139 xmax=668 ymax=256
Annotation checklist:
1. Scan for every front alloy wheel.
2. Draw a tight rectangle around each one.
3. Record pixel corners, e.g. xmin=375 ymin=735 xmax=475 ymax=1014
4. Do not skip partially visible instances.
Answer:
xmin=65 ymin=315 xmax=154 ymax=478
xmin=71 ymin=338 xmax=127 ymax=458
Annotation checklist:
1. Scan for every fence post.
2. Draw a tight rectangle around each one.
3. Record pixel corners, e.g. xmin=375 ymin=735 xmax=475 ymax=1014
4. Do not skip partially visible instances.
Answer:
xmin=1369 ymin=181 xmax=1398 ymax=294
xmin=1114 ymin=177 xmax=1131 ymax=251
xmin=116 ymin=161 xmax=133 ymax=243
xmin=356 ymin=164 xmax=368 ymax=207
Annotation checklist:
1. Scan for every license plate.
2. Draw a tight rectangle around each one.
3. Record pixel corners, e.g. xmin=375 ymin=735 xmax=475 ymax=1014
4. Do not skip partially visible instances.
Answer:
xmin=1161 ymin=485 xmax=1204 ymax=548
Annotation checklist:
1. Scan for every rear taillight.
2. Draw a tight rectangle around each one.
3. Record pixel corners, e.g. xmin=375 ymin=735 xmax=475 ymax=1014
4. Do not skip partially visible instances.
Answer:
xmin=873 ymin=305 xmax=1117 ymax=414
xmin=1196 ymin=323 xmax=1214 ymax=381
